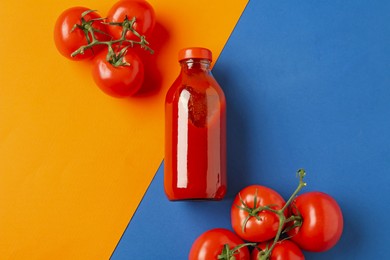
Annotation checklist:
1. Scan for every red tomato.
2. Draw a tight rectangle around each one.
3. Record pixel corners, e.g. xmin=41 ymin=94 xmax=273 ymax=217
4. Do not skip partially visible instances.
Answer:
xmin=251 ymin=240 xmax=305 ymax=260
xmin=288 ymin=192 xmax=343 ymax=252
xmin=231 ymin=185 xmax=286 ymax=242
xmin=106 ymin=0 xmax=156 ymax=42
xmin=54 ymin=7 xmax=108 ymax=60
xmin=189 ymin=228 xmax=251 ymax=260
xmin=91 ymin=49 xmax=144 ymax=97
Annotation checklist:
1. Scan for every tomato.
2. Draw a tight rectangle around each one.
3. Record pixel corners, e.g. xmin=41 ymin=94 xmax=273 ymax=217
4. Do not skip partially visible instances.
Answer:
xmin=106 ymin=0 xmax=156 ymax=42
xmin=91 ymin=49 xmax=144 ymax=97
xmin=231 ymin=185 xmax=286 ymax=242
xmin=54 ymin=7 xmax=108 ymax=60
xmin=251 ymin=240 xmax=305 ymax=260
xmin=288 ymin=192 xmax=343 ymax=252
xmin=189 ymin=228 xmax=251 ymax=260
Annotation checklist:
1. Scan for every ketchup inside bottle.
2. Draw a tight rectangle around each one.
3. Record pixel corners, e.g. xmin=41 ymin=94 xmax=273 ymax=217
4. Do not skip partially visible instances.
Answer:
xmin=164 ymin=48 xmax=226 ymax=200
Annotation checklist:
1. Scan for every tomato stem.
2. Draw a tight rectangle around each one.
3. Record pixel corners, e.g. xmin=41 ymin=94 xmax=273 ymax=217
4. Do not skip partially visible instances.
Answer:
xmin=70 ymin=11 xmax=154 ymax=65
xmin=257 ymin=169 xmax=307 ymax=260
xmin=236 ymin=190 xmax=263 ymax=234
xmin=281 ymin=169 xmax=307 ymax=212
xmin=217 ymin=243 xmax=256 ymax=260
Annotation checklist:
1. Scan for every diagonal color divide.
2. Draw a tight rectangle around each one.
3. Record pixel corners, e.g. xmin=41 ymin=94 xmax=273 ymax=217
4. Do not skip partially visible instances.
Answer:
xmin=0 ymin=0 xmax=248 ymax=259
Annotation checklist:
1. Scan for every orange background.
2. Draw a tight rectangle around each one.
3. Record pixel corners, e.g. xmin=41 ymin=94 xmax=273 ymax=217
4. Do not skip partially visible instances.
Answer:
xmin=0 ymin=0 xmax=247 ymax=258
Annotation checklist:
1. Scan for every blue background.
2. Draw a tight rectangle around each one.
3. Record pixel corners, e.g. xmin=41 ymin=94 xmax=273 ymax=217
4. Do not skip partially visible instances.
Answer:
xmin=112 ymin=0 xmax=390 ymax=259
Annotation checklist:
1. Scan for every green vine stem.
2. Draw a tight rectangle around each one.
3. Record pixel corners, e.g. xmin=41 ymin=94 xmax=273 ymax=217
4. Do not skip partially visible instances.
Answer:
xmin=218 ymin=242 xmax=257 ymax=260
xmin=70 ymin=10 xmax=153 ymax=66
xmin=255 ymin=169 xmax=307 ymax=260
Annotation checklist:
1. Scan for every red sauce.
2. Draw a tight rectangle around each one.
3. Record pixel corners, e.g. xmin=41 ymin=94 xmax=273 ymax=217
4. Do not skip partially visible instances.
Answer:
xmin=164 ymin=55 xmax=227 ymax=200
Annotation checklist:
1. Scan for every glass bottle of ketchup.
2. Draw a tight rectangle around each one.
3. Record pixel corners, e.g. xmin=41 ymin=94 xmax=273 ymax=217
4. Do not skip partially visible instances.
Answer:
xmin=164 ymin=47 xmax=227 ymax=201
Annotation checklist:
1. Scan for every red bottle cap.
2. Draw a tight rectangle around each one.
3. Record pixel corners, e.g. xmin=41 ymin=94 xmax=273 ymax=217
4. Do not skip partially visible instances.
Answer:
xmin=178 ymin=47 xmax=212 ymax=62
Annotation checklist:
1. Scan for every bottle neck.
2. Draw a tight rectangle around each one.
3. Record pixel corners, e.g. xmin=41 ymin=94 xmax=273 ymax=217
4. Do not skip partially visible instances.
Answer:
xmin=180 ymin=59 xmax=211 ymax=72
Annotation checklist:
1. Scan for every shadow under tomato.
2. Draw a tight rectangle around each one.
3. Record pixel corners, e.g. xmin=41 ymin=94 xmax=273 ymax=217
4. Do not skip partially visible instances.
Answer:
xmin=133 ymin=21 xmax=170 ymax=97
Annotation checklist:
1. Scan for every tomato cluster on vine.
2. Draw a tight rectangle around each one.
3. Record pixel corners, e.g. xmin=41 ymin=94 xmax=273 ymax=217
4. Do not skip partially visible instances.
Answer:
xmin=53 ymin=0 xmax=156 ymax=98
xmin=189 ymin=169 xmax=344 ymax=260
